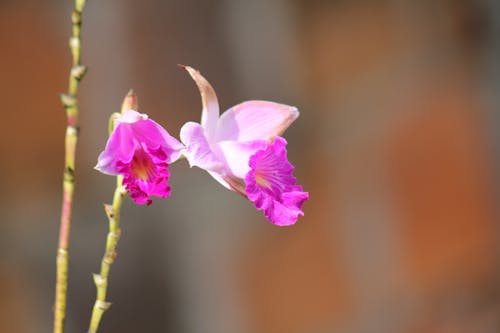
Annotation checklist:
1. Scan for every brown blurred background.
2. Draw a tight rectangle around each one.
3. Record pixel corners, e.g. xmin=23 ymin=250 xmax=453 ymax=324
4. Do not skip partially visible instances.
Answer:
xmin=0 ymin=0 xmax=499 ymax=332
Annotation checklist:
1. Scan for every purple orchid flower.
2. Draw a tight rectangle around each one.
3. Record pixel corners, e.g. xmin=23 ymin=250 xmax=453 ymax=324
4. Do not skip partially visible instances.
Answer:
xmin=96 ymin=109 xmax=183 ymax=205
xmin=180 ymin=66 xmax=308 ymax=226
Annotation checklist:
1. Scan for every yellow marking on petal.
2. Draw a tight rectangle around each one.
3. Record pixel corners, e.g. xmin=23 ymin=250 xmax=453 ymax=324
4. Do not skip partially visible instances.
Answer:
xmin=255 ymin=173 xmax=271 ymax=188
xmin=132 ymin=165 xmax=149 ymax=180
xmin=131 ymin=152 xmax=153 ymax=180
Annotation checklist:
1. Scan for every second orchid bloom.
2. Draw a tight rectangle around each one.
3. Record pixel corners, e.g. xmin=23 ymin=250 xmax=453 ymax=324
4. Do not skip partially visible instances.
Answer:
xmin=179 ymin=66 xmax=308 ymax=226
xmin=96 ymin=66 xmax=308 ymax=225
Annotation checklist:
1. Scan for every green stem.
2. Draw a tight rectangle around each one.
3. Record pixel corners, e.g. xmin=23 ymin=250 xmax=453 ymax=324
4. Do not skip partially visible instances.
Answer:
xmin=88 ymin=176 xmax=127 ymax=333
xmin=54 ymin=1 xmax=88 ymax=333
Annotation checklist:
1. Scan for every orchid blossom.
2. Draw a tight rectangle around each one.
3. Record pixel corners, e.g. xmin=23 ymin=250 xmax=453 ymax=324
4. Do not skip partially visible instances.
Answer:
xmin=180 ymin=66 xmax=308 ymax=226
xmin=96 ymin=110 xmax=183 ymax=205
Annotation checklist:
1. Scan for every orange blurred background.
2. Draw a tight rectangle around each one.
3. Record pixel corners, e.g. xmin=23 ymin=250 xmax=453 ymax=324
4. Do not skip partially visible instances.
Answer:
xmin=0 ymin=1 xmax=499 ymax=332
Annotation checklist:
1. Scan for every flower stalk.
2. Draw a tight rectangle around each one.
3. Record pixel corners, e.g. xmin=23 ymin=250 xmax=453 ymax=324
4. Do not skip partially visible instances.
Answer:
xmin=87 ymin=91 xmax=138 ymax=333
xmin=88 ymin=175 xmax=126 ymax=333
xmin=54 ymin=1 xmax=88 ymax=333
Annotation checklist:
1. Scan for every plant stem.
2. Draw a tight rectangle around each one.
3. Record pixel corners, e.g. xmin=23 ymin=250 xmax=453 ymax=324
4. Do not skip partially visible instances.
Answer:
xmin=87 ymin=90 xmax=136 ymax=333
xmin=88 ymin=176 xmax=127 ymax=333
xmin=54 ymin=1 xmax=88 ymax=333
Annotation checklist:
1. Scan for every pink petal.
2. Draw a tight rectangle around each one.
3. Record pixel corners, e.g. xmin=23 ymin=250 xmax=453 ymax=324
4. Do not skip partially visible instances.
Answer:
xmin=180 ymin=121 xmax=225 ymax=173
xmin=96 ymin=110 xmax=183 ymax=175
xmin=95 ymin=124 xmax=137 ymax=175
xmin=215 ymin=140 xmax=268 ymax=179
xmin=182 ymin=66 xmax=219 ymax=140
xmin=270 ymin=191 xmax=309 ymax=226
xmin=215 ymin=101 xmax=299 ymax=142
xmin=129 ymin=117 xmax=184 ymax=163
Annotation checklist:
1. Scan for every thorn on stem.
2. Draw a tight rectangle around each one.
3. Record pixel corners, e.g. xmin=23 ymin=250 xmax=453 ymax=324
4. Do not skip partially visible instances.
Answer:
xmin=60 ymin=93 xmax=77 ymax=108
xmin=93 ymin=273 xmax=105 ymax=286
xmin=64 ymin=167 xmax=75 ymax=182
xmin=71 ymin=10 xmax=82 ymax=25
xmin=71 ymin=65 xmax=88 ymax=81
xmin=104 ymin=204 xmax=114 ymax=219
xmin=96 ymin=300 xmax=112 ymax=311
xmin=69 ymin=36 xmax=80 ymax=50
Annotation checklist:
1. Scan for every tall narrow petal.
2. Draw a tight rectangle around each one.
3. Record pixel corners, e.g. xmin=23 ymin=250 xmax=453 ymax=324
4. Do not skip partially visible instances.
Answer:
xmin=183 ymin=66 xmax=219 ymax=140
xmin=215 ymin=101 xmax=299 ymax=142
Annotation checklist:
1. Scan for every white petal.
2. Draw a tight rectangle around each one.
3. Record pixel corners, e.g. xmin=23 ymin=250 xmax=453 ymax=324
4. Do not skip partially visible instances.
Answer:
xmin=180 ymin=121 xmax=224 ymax=173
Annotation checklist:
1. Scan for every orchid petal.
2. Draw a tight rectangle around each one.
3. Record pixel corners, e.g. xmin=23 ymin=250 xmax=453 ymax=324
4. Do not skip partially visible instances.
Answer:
xmin=215 ymin=140 xmax=268 ymax=179
xmin=128 ymin=116 xmax=184 ymax=163
xmin=95 ymin=124 xmax=137 ymax=175
xmin=180 ymin=121 xmax=225 ymax=173
xmin=266 ymin=191 xmax=308 ymax=226
xmin=215 ymin=101 xmax=299 ymax=142
xmin=183 ymin=66 xmax=219 ymax=140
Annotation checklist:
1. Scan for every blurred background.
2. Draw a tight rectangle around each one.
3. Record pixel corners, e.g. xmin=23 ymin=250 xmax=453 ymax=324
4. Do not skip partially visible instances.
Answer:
xmin=1 ymin=0 xmax=499 ymax=332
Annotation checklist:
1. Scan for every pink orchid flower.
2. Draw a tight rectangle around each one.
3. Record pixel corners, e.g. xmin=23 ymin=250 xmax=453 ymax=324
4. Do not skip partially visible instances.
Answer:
xmin=96 ymin=110 xmax=183 ymax=205
xmin=180 ymin=66 xmax=308 ymax=226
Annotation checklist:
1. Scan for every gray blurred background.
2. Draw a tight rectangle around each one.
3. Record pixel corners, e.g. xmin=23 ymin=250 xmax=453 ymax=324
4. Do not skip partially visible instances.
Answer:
xmin=0 ymin=0 xmax=499 ymax=332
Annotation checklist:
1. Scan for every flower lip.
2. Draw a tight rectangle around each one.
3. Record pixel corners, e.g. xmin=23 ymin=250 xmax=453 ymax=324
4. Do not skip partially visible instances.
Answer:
xmin=244 ymin=137 xmax=308 ymax=226
xmin=254 ymin=172 xmax=271 ymax=188
xmin=121 ymin=146 xmax=172 ymax=205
